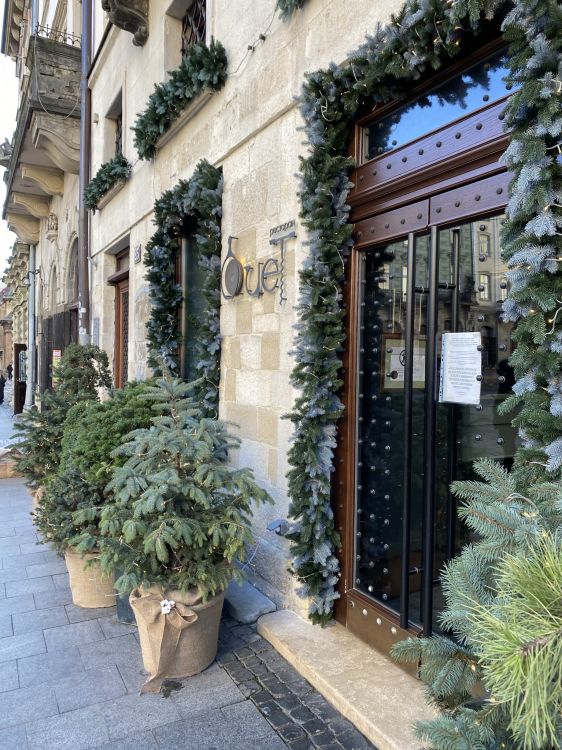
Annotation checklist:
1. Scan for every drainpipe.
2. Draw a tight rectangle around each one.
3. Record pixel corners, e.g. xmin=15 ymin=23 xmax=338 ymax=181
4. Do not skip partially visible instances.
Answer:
xmin=78 ymin=0 xmax=92 ymax=345
xmin=31 ymin=0 xmax=39 ymax=32
xmin=23 ymin=244 xmax=36 ymax=410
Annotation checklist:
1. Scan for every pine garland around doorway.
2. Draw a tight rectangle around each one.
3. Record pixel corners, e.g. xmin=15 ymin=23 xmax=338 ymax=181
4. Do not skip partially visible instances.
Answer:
xmin=276 ymin=0 xmax=307 ymax=20
xmin=133 ymin=40 xmax=228 ymax=161
xmin=83 ymin=154 xmax=132 ymax=212
xmin=286 ymin=0 xmax=562 ymax=625
xmin=144 ymin=160 xmax=223 ymax=418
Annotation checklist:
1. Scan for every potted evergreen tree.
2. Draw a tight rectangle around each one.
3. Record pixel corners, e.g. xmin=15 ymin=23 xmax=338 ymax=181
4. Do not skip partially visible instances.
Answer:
xmin=98 ymin=376 xmax=271 ymax=692
xmin=36 ymin=382 xmax=153 ymax=608
xmin=12 ymin=344 xmax=112 ymax=514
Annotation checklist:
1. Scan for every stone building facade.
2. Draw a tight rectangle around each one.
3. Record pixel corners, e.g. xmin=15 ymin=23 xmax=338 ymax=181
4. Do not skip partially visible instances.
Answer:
xmin=1 ymin=2 xmax=521 ymax=696
xmin=88 ymin=0 xmax=399 ymax=616
xmin=1 ymin=0 xmax=82 ymax=406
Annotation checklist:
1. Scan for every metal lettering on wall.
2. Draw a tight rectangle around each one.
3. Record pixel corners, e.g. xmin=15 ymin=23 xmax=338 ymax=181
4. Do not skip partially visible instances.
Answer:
xmin=221 ymin=221 xmax=296 ymax=304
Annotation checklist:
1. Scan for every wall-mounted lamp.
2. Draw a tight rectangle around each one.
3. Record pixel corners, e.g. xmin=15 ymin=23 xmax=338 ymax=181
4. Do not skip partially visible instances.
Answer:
xmin=22 ymin=268 xmax=41 ymax=288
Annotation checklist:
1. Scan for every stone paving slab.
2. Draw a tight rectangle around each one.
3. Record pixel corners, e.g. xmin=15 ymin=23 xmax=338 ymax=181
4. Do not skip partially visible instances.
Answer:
xmin=0 ymin=477 xmax=378 ymax=750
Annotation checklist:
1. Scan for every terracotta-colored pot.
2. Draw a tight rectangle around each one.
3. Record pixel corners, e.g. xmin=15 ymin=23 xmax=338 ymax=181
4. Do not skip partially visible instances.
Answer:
xmin=133 ymin=585 xmax=224 ymax=682
xmin=64 ymin=548 xmax=116 ymax=608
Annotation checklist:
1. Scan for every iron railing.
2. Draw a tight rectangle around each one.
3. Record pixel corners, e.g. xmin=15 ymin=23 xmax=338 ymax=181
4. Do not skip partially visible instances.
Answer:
xmin=35 ymin=24 xmax=81 ymax=48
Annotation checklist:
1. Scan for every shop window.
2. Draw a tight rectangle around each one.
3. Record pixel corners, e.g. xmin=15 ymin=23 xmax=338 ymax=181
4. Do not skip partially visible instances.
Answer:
xmin=67 ymin=240 xmax=79 ymax=305
xmin=177 ymin=230 xmax=205 ymax=381
xmin=181 ymin=0 xmax=206 ymax=55
xmin=49 ymin=266 xmax=58 ymax=310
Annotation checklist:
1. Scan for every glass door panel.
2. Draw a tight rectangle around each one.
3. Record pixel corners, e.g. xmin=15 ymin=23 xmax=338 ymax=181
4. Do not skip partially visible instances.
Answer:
xmin=353 ymin=213 xmax=516 ymax=634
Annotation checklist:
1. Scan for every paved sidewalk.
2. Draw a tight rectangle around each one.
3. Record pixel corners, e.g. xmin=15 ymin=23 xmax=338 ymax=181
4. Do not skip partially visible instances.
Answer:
xmin=0 ymin=478 xmax=377 ymax=750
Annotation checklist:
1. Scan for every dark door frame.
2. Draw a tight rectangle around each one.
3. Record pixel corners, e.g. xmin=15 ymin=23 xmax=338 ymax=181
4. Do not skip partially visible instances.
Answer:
xmin=333 ymin=44 xmax=513 ymax=651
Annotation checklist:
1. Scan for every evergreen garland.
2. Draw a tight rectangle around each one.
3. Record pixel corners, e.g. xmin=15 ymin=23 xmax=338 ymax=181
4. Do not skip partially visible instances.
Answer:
xmin=132 ymin=40 xmax=228 ymax=160
xmin=144 ymin=159 xmax=222 ymax=417
xmin=83 ymin=154 xmax=132 ymax=212
xmin=286 ymin=0 xmax=562 ymax=625
xmin=276 ymin=0 xmax=307 ymax=21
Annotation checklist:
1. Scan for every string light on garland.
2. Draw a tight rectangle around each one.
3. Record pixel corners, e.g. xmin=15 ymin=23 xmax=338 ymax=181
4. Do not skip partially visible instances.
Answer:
xmin=144 ymin=160 xmax=222 ymax=417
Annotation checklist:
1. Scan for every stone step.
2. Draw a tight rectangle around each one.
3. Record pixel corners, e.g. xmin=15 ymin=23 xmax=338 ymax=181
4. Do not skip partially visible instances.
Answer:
xmin=258 ymin=609 xmax=434 ymax=750
xmin=224 ymin=580 xmax=276 ymax=624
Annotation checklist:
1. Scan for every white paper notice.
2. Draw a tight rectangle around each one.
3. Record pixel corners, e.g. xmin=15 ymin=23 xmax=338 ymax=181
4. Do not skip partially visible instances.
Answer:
xmin=439 ymin=332 xmax=482 ymax=406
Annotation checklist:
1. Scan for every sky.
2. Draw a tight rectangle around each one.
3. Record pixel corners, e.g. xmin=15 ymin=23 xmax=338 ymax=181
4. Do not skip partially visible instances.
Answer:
xmin=0 ymin=0 xmax=20 ymax=281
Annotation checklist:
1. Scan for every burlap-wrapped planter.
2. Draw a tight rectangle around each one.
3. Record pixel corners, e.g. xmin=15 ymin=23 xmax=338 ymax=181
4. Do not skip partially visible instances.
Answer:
xmin=131 ymin=585 xmax=224 ymax=694
xmin=64 ymin=548 xmax=116 ymax=608
xmin=32 ymin=486 xmax=44 ymax=516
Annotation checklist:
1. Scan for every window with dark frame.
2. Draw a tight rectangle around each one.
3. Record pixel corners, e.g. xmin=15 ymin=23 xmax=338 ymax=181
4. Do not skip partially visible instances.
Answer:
xmin=115 ymin=112 xmax=123 ymax=156
xmin=106 ymin=91 xmax=123 ymax=160
xmin=176 ymin=228 xmax=206 ymax=381
xmin=108 ymin=250 xmax=130 ymax=389
xmin=181 ymin=0 xmax=206 ymax=55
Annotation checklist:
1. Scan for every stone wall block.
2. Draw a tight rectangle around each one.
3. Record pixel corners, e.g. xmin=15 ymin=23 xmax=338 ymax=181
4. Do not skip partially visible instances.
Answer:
xmin=257 ymin=408 xmax=279 ymax=447
xmin=261 ymin=331 xmax=280 ymax=371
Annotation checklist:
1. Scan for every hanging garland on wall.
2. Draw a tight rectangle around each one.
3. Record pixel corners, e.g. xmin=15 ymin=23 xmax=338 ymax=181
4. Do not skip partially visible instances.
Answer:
xmin=144 ymin=159 xmax=223 ymax=417
xmin=286 ymin=0 xmax=562 ymax=625
xmin=133 ymin=40 xmax=228 ymax=161
xmin=276 ymin=0 xmax=307 ymax=20
xmin=83 ymin=154 xmax=131 ymax=212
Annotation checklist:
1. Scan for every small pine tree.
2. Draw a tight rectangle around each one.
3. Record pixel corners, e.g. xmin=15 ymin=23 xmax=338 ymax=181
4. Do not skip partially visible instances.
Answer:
xmin=392 ymin=460 xmax=562 ymax=750
xmin=11 ymin=344 xmax=111 ymax=488
xmin=37 ymin=382 xmax=154 ymax=554
xmin=98 ymin=375 xmax=272 ymax=598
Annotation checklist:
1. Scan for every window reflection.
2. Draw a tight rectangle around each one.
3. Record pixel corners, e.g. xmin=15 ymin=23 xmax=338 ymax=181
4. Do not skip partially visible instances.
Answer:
xmin=364 ymin=50 xmax=510 ymax=161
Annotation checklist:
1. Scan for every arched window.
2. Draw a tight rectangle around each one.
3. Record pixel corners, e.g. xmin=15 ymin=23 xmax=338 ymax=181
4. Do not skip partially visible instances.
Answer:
xmin=49 ymin=266 xmax=58 ymax=310
xmin=67 ymin=240 xmax=79 ymax=305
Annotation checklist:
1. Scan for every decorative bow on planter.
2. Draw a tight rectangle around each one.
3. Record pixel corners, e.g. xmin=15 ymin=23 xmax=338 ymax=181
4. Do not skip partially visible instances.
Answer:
xmin=130 ymin=588 xmax=199 ymax=693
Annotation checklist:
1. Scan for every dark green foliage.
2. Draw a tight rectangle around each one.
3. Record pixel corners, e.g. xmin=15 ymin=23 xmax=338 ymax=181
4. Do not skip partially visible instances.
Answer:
xmin=11 ymin=344 xmax=111 ymax=488
xmin=277 ymin=0 xmax=307 ymax=21
xmin=469 ymin=534 xmax=562 ymax=750
xmin=392 ymin=460 xmax=562 ymax=749
xmin=98 ymin=376 xmax=271 ymax=598
xmin=83 ymin=154 xmax=132 ymax=212
xmin=36 ymin=382 xmax=154 ymax=555
xmin=145 ymin=160 xmax=222 ymax=416
xmin=10 ymin=390 xmax=69 ymax=489
xmin=53 ymin=343 xmax=112 ymax=401
xmin=60 ymin=382 xmax=154 ymax=493
xmin=133 ymin=40 xmax=227 ymax=160
xmin=34 ymin=467 xmax=101 ymax=554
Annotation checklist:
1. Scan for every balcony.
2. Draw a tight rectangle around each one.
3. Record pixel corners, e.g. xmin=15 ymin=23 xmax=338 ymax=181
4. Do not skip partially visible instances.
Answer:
xmin=2 ymin=29 xmax=81 ymax=241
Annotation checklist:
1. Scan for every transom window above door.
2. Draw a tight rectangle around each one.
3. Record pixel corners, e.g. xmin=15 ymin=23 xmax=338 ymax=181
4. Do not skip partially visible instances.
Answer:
xmin=362 ymin=49 xmax=511 ymax=163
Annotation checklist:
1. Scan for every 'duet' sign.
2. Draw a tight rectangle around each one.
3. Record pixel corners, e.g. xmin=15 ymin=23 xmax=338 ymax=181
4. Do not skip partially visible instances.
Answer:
xmin=221 ymin=222 xmax=296 ymax=304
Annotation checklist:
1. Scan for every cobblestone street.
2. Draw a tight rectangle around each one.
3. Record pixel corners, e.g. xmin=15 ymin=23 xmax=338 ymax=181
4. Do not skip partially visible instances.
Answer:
xmin=0 ymin=476 xmax=377 ymax=750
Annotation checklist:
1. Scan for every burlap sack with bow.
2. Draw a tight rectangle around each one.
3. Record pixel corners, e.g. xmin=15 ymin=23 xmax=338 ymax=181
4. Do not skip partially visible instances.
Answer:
xmin=130 ymin=586 xmax=224 ymax=694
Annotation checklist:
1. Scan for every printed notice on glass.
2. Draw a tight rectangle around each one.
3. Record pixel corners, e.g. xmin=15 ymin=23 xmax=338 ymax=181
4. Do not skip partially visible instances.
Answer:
xmin=439 ymin=332 xmax=482 ymax=406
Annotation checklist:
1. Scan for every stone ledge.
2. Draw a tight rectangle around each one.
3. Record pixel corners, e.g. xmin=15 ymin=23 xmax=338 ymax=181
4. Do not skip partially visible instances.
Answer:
xmin=155 ymin=91 xmax=214 ymax=152
xmin=258 ymin=609 xmax=434 ymax=750
xmin=224 ymin=580 xmax=276 ymax=624
xmin=97 ymin=179 xmax=127 ymax=211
